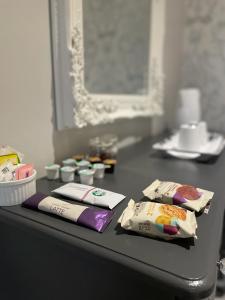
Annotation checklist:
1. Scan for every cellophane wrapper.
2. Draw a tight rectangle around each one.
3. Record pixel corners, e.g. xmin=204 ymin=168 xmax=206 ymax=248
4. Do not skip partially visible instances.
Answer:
xmin=143 ymin=180 xmax=214 ymax=212
xmin=22 ymin=193 xmax=113 ymax=233
xmin=118 ymin=199 xmax=197 ymax=240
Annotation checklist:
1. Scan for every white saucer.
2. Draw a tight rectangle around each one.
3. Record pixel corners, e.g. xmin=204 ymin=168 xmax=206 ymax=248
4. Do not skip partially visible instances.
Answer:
xmin=166 ymin=150 xmax=200 ymax=160
xmin=153 ymin=131 xmax=225 ymax=160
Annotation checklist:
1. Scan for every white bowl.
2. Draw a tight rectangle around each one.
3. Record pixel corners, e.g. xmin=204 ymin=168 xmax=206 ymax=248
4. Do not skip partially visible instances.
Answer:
xmin=0 ymin=170 xmax=37 ymax=206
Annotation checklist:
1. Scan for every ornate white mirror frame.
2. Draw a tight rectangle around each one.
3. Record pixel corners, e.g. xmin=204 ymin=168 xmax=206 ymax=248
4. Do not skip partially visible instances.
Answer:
xmin=50 ymin=0 xmax=165 ymax=129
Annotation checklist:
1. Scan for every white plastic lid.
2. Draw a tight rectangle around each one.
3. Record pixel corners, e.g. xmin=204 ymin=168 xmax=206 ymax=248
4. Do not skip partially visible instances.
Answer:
xmin=76 ymin=160 xmax=90 ymax=167
xmin=45 ymin=164 xmax=60 ymax=170
xmin=62 ymin=158 xmax=76 ymax=164
xmin=61 ymin=166 xmax=76 ymax=173
xmin=92 ymin=163 xmax=105 ymax=169
xmin=79 ymin=169 xmax=95 ymax=176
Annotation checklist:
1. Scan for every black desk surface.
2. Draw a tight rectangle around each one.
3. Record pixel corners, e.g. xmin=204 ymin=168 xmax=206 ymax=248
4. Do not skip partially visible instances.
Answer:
xmin=0 ymin=137 xmax=224 ymax=299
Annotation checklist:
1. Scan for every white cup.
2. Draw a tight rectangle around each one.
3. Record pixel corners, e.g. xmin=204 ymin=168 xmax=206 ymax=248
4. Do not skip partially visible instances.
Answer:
xmin=178 ymin=123 xmax=202 ymax=151
xmin=177 ymin=88 xmax=201 ymax=127
xmin=93 ymin=163 xmax=105 ymax=179
xmin=76 ymin=160 xmax=91 ymax=172
xmin=45 ymin=164 xmax=60 ymax=180
xmin=62 ymin=158 xmax=77 ymax=167
xmin=79 ymin=169 xmax=95 ymax=185
xmin=61 ymin=166 xmax=76 ymax=182
xmin=198 ymin=121 xmax=208 ymax=146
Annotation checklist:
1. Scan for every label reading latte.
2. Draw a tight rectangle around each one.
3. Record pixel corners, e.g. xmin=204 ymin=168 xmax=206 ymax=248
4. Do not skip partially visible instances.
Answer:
xmin=22 ymin=193 xmax=113 ymax=233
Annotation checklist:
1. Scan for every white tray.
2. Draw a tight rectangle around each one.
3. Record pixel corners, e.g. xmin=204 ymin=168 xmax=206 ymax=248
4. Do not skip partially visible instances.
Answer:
xmin=153 ymin=132 xmax=225 ymax=160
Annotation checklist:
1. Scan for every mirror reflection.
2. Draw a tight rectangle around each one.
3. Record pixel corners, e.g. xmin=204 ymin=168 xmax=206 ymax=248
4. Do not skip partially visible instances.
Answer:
xmin=83 ymin=0 xmax=151 ymax=95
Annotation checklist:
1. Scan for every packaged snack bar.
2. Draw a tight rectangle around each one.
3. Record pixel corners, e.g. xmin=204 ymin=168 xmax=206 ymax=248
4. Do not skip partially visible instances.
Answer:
xmin=143 ymin=180 xmax=214 ymax=213
xmin=22 ymin=193 xmax=113 ymax=233
xmin=52 ymin=183 xmax=125 ymax=209
xmin=118 ymin=199 xmax=197 ymax=239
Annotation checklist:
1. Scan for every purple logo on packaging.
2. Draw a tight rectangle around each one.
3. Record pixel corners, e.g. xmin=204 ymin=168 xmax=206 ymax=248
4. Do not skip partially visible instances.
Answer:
xmin=173 ymin=193 xmax=187 ymax=205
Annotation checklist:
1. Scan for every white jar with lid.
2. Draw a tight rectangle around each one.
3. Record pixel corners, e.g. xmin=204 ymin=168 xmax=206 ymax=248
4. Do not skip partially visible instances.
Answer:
xmin=62 ymin=158 xmax=77 ymax=167
xmin=79 ymin=169 xmax=95 ymax=185
xmin=61 ymin=166 xmax=76 ymax=182
xmin=45 ymin=164 xmax=60 ymax=180
xmin=76 ymin=160 xmax=91 ymax=171
xmin=92 ymin=163 xmax=105 ymax=179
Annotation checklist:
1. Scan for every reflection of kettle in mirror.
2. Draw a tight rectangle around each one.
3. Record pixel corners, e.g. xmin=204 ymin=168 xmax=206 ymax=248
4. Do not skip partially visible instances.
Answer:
xmin=176 ymin=88 xmax=201 ymax=127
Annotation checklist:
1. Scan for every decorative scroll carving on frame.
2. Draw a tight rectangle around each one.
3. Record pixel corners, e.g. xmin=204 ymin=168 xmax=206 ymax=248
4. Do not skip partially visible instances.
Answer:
xmin=50 ymin=0 xmax=166 ymax=129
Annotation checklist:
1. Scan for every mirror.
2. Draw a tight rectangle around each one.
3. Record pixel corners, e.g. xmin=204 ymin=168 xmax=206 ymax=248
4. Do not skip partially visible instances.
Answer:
xmin=50 ymin=0 xmax=165 ymax=129
xmin=83 ymin=0 xmax=150 ymax=95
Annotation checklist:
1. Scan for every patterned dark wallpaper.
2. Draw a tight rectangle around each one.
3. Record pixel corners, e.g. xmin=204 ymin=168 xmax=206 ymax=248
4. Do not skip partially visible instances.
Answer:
xmin=182 ymin=0 xmax=225 ymax=132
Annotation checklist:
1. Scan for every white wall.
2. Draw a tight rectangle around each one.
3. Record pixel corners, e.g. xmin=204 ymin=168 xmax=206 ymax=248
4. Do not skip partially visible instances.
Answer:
xmin=0 ymin=0 xmax=54 ymax=177
xmin=0 ymin=0 xmax=185 ymax=177
xmin=152 ymin=0 xmax=186 ymax=133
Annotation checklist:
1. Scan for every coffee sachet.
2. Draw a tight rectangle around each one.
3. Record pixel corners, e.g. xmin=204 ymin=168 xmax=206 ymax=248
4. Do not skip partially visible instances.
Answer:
xmin=53 ymin=183 xmax=125 ymax=209
xmin=22 ymin=193 xmax=113 ymax=233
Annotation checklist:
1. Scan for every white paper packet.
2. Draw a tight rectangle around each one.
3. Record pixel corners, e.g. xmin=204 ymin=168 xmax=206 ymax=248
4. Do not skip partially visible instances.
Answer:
xmin=0 ymin=162 xmax=17 ymax=182
xmin=118 ymin=199 xmax=197 ymax=240
xmin=52 ymin=183 xmax=126 ymax=209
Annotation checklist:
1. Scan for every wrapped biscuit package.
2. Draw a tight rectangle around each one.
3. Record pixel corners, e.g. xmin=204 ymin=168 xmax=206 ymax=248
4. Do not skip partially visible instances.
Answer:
xmin=118 ymin=200 xmax=197 ymax=239
xmin=143 ymin=180 xmax=214 ymax=213
xmin=22 ymin=193 xmax=113 ymax=233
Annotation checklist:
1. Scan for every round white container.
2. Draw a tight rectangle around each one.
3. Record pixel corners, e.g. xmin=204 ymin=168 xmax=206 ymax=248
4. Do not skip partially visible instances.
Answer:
xmin=45 ymin=164 xmax=60 ymax=180
xmin=62 ymin=158 xmax=77 ymax=167
xmin=0 ymin=170 xmax=37 ymax=206
xmin=178 ymin=123 xmax=202 ymax=151
xmin=76 ymin=160 xmax=91 ymax=171
xmin=61 ymin=166 xmax=75 ymax=182
xmin=79 ymin=169 xmax=95 ymax=185
xmin=93 ymin=163 xmax=105 ymax=179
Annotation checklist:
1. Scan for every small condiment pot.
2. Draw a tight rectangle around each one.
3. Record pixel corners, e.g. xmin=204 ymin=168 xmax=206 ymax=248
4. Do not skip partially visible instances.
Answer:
xmin=45 ymin=164 xmax=60 ymax=180
xmin=92 ymin=163 xmax=106 ymax=179
xmin=61 ymin=166 xmax=76 ymax=182
xmin=79 ymin=169 xmax=95 ymax=185
xmin=73 ymin=154 xmax=85 ymax=162
xmin=76 ymin=160 xmax=91 ymax=171
xmin=62 ymin=158 xmax=77 ymax=167
xmin=103 ymin=159 xmax=117 ymax=174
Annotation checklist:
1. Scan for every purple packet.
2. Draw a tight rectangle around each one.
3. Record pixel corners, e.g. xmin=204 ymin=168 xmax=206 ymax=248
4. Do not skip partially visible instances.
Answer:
xmin=22 ymin=193 xmax=113 ymax=233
